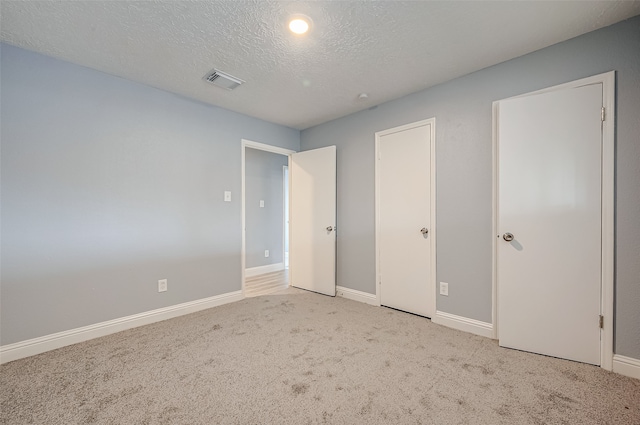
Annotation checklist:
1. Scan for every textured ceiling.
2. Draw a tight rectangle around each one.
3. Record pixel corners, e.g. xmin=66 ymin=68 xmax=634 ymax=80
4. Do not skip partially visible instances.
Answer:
xmin=2 ymin=1 xmax=639 ymax=130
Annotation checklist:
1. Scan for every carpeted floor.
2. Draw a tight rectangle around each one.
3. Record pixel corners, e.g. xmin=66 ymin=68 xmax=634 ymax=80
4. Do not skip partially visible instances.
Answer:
xmin=1 ymin=289 xmax=638 ymax=424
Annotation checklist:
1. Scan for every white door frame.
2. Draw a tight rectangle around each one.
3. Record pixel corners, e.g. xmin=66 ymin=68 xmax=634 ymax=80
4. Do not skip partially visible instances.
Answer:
xmin=375 ymin=118 xmax=437 ymax=314
xmin=241 ymin=139 xmax=296 ymax=297
xmin=282 ymin=165 xmax=289 ymax=269
xmin=491 ymin=71 xmax=615 ymax=370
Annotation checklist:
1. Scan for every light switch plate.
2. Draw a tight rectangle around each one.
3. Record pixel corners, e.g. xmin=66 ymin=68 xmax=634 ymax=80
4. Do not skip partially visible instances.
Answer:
xmin=224 ymin=191 xmax=231 ymax=202
xmin=260 ymin=200 xmax=264 ymax=208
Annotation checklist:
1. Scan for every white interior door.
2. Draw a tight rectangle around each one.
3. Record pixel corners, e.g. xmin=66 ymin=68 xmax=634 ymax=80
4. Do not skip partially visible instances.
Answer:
xmin=497 ymin=84 xmax=603 ymax=365
xmin=290 ymin=146 xmax=336 ymax=296
xmin=377 ymin=120 xmax=435 ymax=317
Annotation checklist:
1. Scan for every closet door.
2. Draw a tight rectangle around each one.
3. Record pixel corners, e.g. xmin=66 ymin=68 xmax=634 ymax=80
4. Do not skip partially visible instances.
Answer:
xmin=497 ymin=83 xmax=603 ymax=365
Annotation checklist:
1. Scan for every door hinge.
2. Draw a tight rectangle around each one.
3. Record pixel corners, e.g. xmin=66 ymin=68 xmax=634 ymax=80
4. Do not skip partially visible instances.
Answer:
xmin=601 ymin=107 xmax=605 ymax=122
xmin=599 ymin=315 xmax=604 ymax=329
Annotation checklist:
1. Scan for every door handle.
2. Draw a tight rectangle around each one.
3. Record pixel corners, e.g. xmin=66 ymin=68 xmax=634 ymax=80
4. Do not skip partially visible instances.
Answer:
xmin=503 ymin=232 xmax=514 ymax=242
xmin=326 ymin=226 xmax=334 ymax=232
xmin=420 ymin=227 xmax=429 ymax=235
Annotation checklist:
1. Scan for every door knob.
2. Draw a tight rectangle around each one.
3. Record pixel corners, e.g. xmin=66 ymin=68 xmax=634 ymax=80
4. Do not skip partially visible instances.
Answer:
xmin=326 ymin=226 xmax=333 ymax=232
xmin=503 ymin=233 xmax=514 ymax=242
xmin=420 ymin=227 xmax=429 ymax=235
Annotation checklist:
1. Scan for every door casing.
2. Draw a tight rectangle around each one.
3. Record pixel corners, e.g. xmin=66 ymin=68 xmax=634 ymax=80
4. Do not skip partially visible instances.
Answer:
xmin=283 ymin=165 xmax=289 ymax=269
xmin=375 ymin=118 xmax=437 ymax=316
xmin=491 ymin=71 xmax=615 ymax=370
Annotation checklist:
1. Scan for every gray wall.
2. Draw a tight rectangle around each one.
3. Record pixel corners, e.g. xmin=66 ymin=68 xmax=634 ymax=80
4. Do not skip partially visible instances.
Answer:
xmin=245 ymin=148 xmax=288 ymax=268
xmin=301 ymin=16 xmax=640 ymax=358
xmin=0 ymin=44 xmax=300 ymax=345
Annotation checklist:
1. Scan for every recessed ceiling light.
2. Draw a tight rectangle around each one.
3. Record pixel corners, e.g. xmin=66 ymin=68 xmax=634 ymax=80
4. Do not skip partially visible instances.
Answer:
xmin=288 ymin=15 xmax=311 ymax=35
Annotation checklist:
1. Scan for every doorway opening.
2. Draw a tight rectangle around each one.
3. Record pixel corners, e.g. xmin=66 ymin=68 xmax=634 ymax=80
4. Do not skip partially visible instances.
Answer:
xmin=241 ymin=140 xmax=295 ymax=297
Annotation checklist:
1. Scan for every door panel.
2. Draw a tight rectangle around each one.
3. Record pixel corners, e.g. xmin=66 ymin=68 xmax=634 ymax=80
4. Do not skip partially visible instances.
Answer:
xmin=290 ymin=146 xmax=336 ymax=296
xmin=497 ymin=84 xmax=602 ymax=365
xmin=378 ymin=123 xmax=433 ymax=317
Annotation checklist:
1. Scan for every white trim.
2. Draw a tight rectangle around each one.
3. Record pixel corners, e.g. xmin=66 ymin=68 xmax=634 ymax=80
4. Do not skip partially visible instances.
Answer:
xmin=245 ymin=262 xmax=285 ymax=278
xmin=492 ymin=71 xmax=615 ymax=370
xmin=242 ymin=139 xmax=296 ymax=156
xmin=241 ymin=139 xmax=296 ymax=297
xmin=431 ymin=311 xmax=494 ymax=339
xmin=336 ymin=286 xmax=378 ymax=306
xmin=600 ymin=71 xmax=615 ymax=371
xmin=287 ymin=155 xmax=292 ymax=283
xmin=491 ymin=100 xmax=499 ymax=340
xmin=375 ymin=118 xmax=437 ymax=313
xmin=612 ymin=355 xmax=640 ymax=380
xmin=0 ymin=291 xmax=244 ymax=364
xmin=282 ymin=165 xmax=289 ymax=270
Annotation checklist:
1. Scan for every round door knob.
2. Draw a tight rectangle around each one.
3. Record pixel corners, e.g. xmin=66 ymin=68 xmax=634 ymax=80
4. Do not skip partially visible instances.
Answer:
xmin=326 ymin=226 xmax=333 ymax=232
xmin=503 ymin=232 xmax=514 ymax=242
xmin=420 ymin=227 xmax=429 ymax=235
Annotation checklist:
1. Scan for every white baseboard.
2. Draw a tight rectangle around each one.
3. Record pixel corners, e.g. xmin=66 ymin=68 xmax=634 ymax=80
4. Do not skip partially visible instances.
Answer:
xmin=0 ymin=290 xmax=244 ymax=364
xmin=613 ymin=354 xmax=640 ymax=380
xmin=336 ymin=286 xmax=379 ymax=306
xmin=245 ymin=262 xmax=285 ymax=278
xmin=431 ymin=310 xmax=494 ymax=339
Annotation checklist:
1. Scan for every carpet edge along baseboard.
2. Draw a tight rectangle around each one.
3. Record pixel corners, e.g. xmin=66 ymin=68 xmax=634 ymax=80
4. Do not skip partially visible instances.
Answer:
xmin=0 ymin=290 xmax=244 ymax=364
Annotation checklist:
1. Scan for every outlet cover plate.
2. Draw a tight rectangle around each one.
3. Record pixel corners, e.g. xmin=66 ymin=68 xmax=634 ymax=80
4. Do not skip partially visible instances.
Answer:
xmin=440 ymin=282 xmax=449 ymax=296
xmin=158 ymin=279 xmax=168 ymax=292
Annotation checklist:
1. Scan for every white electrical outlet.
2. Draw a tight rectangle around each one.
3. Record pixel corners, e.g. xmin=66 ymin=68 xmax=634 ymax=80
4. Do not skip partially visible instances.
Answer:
xmin=439 ymin=282 xmax=449 ymax=296
xmin=224 ymin=191 xmax=231 ymax=202
xmin=158 ymin=279 xmax=168 ymax=293
xmin=265 ymin=250 xmax=269 ymax=257
xmin=260 ymin=200 xmax=264 ymax=208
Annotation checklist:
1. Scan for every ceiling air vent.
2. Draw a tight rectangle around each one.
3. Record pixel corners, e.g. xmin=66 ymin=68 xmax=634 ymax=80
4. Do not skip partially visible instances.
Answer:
xmin=203 ymin=69 xmax=244 ymax=90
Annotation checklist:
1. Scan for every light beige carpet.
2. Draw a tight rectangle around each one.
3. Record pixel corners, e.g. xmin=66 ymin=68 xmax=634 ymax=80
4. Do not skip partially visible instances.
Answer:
xmin=1 ymin=289 xmax=638 ymax=424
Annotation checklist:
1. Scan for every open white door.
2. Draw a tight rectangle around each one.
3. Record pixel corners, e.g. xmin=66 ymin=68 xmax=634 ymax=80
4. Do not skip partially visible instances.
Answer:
xmin=497 ymin=83 xmax=603 ymax=365
xmin=290 ymin=146 xmax=336 ymax=296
